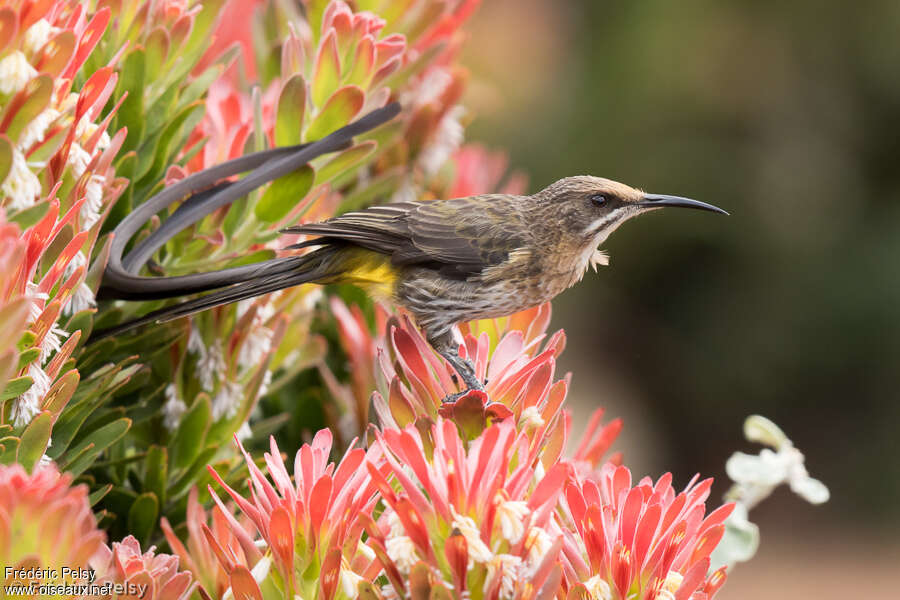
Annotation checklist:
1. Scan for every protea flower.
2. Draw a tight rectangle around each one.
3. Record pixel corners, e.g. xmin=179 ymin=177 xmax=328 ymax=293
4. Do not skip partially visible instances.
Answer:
xmin=0 ymin=463 xmax=105 ymax=578
xmin=363 ymin=418 xmax=571 ymax=600
xmin=91 ymin=536 xmax=196 ymax=600
xmin=560 ymin=465 xmax=733 ymax=600
xmin=206 ymin=430 xmax=383 ymax=599
xmin=0 ymin=0 xmax=128 ymax=431
xmin=161 ymin=487 xmax=257 ymax=599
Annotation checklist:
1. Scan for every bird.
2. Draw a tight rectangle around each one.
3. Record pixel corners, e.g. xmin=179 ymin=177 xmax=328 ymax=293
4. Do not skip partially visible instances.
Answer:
xmin=97 ymin=175 xmax=727 ymax=400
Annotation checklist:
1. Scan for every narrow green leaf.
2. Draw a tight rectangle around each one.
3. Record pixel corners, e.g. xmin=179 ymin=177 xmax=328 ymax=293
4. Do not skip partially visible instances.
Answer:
xmin=312 ymin=30 xmax=341 ymax=107
xmin=317 ymin=141 xmax=376 ymax=184
xmin=275 ymin=75 xmax=307 ymax=146
xmin=0 ymin=135 xmax=12 ymax=185
xmin=170 ymin=447 xmax=218 ymax=498
xmin=88 ymin=483 xmax=113 ymax=506
xmin=127 ymin=492 xmax=159 ymax=544
xmin=145 ymin=445 xmax=168 ymax=507
xmin=16 ymin=348 xmax=41 ymax=371
xmin=1 ymin=376 xmax=32 ymax=402
xmin=3 ymin=75 xmax=52 ymax=146
xmin=41 ymin=369 xmax=79 ymax=416
xmin=114 ymin=48 xmax=146 ymax=154
xmin=17 ymin=411 xmax=52 ymax=471
xmin=306 ymin=85 xmax=364 ymax=141
xmin=172 ymin=395 xmax=210 ymax=470
xmin=255 ymin=165 xmax=314 ymax=223
xmin=7 ymin=199 xmax=51 ymax=231
xmin=0 ymin=436 xmax=20 ymax=465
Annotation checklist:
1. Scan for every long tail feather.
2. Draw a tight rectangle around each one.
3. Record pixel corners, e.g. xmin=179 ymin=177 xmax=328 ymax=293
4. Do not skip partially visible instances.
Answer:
xmin=90 ymin=250 xmax=337 ymax=342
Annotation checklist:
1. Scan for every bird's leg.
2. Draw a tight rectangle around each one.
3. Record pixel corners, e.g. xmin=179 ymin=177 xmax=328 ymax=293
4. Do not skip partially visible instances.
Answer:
xmin=428 ymin=329 xmax=485 ymax=403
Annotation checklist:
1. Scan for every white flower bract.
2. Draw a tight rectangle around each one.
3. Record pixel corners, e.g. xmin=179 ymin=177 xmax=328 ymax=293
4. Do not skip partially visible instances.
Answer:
xmin=0 ymin=51 xmax=38 ymax=95
xmin=2 ymin=148 xmax=42 ymax=211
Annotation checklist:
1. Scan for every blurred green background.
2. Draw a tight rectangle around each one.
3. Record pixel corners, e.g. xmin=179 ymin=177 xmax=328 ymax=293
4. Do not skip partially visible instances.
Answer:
xmin=464 ymin=0 xmax=900 ymax=596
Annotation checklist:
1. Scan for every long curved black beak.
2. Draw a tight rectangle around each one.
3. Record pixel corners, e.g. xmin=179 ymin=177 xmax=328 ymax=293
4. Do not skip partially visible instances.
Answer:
xmin=638 ymin=194 xmax=729 ymax=215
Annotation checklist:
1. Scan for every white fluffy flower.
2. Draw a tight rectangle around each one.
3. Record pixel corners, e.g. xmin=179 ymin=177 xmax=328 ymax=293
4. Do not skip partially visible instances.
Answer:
xmin=583 ymin=575 xmax=613 ymax=600
xmin=450 ymin=507 xmax=493 ymax=564
xmin=517 ymin=406 xmax=545 ymax=430
xmin=64 ymin=282 xmax=97 ymax=316
xmin=162 ymin=384 xmax=187 ymax=431
xmin=523 ymin=527 xmax=554 ymax=573
xmin=75 ymin=116 xmax=111 ymax=151
xmin=0 ymin=51 xmax=38 ymax=95
xmin=187 ymin=324 xmax=207 ymax=357
xmin=418 ymin=105 xmax=465 ymax=175
xmin=13 ymin=364 xmax=51 ymax=426
xmin=39 ymin=323 xmax=68 ymax=363
xmin=238 ymin=322 xmax=274 ymax=366
xmin=24 ymin=19 xmax=60 ymax=54
xmin=485 ymin=554 xmax=523 ymax=600
xmin=495 ymin=497 xmax=530 ymax=544
xmin=196 ymin=342 xmax=223 ymax=391
xmin=385 ymin=535 xmax=419 ymax=575
xmin=18 ymin=107 xmax=60 ymax=151
xmin=211 ymin=379 xmax=243 ymax=421
xmin=67 ymin=142 xmax=92 ymax=178
xmin=2 ymin=148 xmax=42 ymax=211
xmin=339 ymin=563 xmax=365 ymax=598
xmin=80 ymin=173 xmax=106 ymax=228
xmin=25 ymin=281 xmax=49 ymax=322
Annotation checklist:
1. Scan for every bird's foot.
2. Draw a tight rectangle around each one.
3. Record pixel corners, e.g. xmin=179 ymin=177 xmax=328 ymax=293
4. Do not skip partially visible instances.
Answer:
xmin=441 ymin=379 xmax=487 ymax=404
xmin=441 ymin=390 xmax=471 ymax=404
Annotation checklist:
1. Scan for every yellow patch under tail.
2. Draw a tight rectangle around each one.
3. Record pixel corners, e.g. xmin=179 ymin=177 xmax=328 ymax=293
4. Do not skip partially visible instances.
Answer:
xmin=320 ymin=248 xmax=398 ymax=300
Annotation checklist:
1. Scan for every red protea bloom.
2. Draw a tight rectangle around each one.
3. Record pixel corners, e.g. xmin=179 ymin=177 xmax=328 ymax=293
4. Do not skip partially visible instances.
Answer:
xmin=92 ymin=536 xmax=196 ymax=600
xmin=561 ymin=464 xmax=734 ymax=600
xmin=374 ymin=306 xmax=569 ymax=444
xmin=0 ymin=463 xmax=105 ymax=576
xmin=161 ymin=487 xmax=257 ymax=600
xmin=207 ymin=430 xmax=383 ymax=599
xmin=363 ymin=418 xmax=571 ymax=600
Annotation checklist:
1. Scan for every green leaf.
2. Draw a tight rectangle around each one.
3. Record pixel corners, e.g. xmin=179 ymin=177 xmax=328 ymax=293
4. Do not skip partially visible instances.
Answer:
xmin=41 ymin=369 xmax=79 ymax=416
xmin=16 ymin=348 xmax=40 ymax=371
xmin=114 ymin=48 xmax=146 ymax=154
xmin=17 ymin=411 xmax=52 ymax=471
xmin=255 ymin=165 xmax=314 ymax=223
xmin=0 ymin=134 xmax=12 ymax=185
xmin=306 ymin=85 xmax=364 ymax=141
xmin=275 ymin=75 xmax=307 ymax=146
xmin=312 ymin=30 xmax=341 ymax=107
xmin=0 ymin=436 xmax=20 ymax=465
xmin=7 ymin=200 xmax=51 ymax=231
xmin=60 ymin=417 xmax=131 ymax=476
xmin=144 ymin=445 xmax=168 ymax=506
xmin=88 ymin=483 xmax=113 ymax=506
xmin=172 ymin=395 xmax=210 ymax=470
xmin=127 ymin=492 xmax=159 ymax=545
xmin=317 ymin=141 xmax=376 ymax=184
xmin=170 ymin=447 xmax=218 ymax=498
xmin=3 ymin=74 xmax=52 ymax=146
xmin=1 ymin=376 xmax=32 ymax=402
xmin=144 ymin=27 xmax=170 ymax=82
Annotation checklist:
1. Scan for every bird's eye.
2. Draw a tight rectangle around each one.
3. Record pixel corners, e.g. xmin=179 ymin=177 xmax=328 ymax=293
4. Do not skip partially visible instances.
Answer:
xmin=590 ymin=194 xmax=609 ymax=207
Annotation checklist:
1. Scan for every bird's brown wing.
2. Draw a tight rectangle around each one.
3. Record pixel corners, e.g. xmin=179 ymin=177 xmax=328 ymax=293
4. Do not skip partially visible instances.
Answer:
xmin=282 ymin=195 xmax=530 ymax=279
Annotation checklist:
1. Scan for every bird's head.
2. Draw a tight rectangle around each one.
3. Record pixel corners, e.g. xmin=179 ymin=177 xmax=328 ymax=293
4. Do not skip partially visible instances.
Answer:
xmin=535 ymin=175 xmax=727 ymax=260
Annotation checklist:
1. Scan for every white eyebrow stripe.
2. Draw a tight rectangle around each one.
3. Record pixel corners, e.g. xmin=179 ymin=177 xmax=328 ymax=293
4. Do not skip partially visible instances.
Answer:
xmin=584 ymin=208 xmax=625 ymax=234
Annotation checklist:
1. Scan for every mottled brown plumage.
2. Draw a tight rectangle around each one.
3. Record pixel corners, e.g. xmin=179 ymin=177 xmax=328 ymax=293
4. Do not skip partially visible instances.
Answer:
xmin=108 ymin=176 xmax=726 ymax=398
xmin=280 ymin=176 xmax=727 ymax=396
